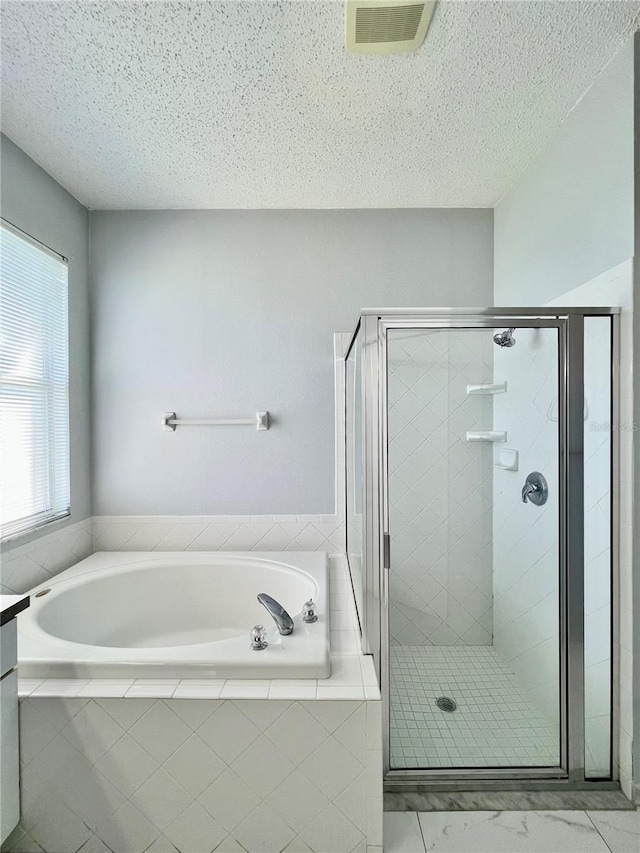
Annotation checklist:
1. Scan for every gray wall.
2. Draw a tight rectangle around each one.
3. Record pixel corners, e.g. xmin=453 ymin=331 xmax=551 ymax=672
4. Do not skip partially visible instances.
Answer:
xmin=0 ymin=134 xmax=91 ymax=544
xmin=494 ymin=38 xmax=634 ymax=305
xmin=90 ymin=209 xmax=493 ymax=515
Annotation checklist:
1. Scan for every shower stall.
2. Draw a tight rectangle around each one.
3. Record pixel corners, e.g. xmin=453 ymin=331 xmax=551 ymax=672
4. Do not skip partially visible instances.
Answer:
xmin=345 ymin=308 xmax=619 ymax=787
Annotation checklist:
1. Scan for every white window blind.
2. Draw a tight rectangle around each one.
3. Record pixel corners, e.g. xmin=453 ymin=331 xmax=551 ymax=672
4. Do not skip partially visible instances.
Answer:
xmin=0 ymin=221 xmax=70 ymax=540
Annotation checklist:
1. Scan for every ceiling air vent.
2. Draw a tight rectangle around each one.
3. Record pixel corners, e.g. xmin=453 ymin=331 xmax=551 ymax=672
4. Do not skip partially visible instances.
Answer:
xmin=345 ymin=0 xmax=437 ymax=55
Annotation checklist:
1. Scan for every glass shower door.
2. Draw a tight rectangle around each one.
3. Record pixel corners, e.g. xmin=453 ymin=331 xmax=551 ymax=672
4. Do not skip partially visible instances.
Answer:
xmin=385 ymin=324 xmax=562 ymax=771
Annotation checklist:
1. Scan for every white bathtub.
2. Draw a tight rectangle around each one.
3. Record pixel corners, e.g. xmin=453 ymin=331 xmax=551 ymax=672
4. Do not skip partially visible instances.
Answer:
xmin=18 ymin=551 xmax=330 ymax=679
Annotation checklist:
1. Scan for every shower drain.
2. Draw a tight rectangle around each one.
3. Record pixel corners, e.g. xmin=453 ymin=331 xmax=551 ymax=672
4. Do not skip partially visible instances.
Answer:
xmin=436 ymin=696 xmax=457 ymax=713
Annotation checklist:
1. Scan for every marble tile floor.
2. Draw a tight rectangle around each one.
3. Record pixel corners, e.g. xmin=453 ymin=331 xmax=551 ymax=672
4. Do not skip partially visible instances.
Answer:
xmin=390 ymin=646 xmax=558 ymax=769
xmin=384 ymin=808 xmax=640 ymax=853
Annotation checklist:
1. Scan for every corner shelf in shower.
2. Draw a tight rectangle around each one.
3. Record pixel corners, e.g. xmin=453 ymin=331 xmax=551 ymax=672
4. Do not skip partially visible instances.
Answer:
xmin=466 ymin=430 xmax=507 ymax=443
xmin=466 ymin=382 xmax=507 ymax=395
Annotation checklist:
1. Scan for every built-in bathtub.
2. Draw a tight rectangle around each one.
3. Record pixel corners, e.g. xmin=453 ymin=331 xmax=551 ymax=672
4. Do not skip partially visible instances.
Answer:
xmin=18 ymin=551 xmax=330 ymax=679
xmin=10 ymin=555 xmax=383 ymax=853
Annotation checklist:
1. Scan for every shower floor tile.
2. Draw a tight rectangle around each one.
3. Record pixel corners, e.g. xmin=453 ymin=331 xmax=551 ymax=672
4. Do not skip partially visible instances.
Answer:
xmin=390 ymin=645 xmax=558 ymax=769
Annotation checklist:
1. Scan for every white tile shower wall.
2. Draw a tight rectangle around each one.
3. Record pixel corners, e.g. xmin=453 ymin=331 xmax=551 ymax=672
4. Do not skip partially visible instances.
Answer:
xmin=0 ymin=518 xmax=93 ymax=595
xmin=548 ymin=260 xmax=634 ymax=797
xmin=8 ymin=696 xmax=382 ymax=853
xmin=388 ymin=329 xmax=494 ymax=647
xmin=492 ymin=327 xmax=560 ymax=727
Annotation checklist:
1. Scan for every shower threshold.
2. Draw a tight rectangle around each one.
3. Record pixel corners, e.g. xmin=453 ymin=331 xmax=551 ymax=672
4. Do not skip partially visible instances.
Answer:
xmin=383 ymin=787 xmax=631 ymax=812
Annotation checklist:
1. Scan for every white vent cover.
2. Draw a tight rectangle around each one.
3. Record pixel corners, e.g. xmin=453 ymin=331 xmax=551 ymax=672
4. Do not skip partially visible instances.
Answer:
xmin=345 ymin=0 xmax=436 ymax=55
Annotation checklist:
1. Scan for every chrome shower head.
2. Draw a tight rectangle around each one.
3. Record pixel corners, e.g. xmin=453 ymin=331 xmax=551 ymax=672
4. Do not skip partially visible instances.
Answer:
xmin=493 ymin=328 xmax=516 ymax=348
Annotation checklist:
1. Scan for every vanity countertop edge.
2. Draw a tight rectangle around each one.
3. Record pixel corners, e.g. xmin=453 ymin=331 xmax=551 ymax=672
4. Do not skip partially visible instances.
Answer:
xmin=0 ymin=595 xmax=30 ymax=626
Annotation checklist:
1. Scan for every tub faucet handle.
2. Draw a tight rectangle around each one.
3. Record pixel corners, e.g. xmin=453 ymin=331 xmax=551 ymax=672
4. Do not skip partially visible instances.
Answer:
xmin=250 ymin=624 xmax=268 ymax=651
xmin=302 ymin=599 xmax=318 ymax=623
xmin=257 ymin=593 xmax=294 ymax=635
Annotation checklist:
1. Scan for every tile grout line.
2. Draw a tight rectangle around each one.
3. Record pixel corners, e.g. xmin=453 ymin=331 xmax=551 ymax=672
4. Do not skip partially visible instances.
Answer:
xmin=415 ymin=810 xmax=428 ymax=853
xmin=582 ymin=810 xmax=615 ymax=853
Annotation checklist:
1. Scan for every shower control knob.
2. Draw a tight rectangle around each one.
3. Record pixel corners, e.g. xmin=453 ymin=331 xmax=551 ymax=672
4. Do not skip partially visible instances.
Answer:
xmin=302 ymin=600 xmax=318 ymax=623
xmin=250 ymin=624 xmax=268 ymax=650
xmin=521 ymin=472 xmax=548 ymax=506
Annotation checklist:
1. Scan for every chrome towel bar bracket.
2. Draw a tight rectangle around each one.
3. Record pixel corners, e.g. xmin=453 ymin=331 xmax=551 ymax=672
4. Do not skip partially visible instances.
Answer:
xmin=163 ymin=411 xmax=270 ymax=431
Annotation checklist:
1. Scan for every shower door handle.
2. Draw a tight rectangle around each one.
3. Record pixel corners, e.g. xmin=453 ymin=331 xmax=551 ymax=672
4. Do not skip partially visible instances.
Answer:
xmin=383 ymin=533 xmax=391 ymax=569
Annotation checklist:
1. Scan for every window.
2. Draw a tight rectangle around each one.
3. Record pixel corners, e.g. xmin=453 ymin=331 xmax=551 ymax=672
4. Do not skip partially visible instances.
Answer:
xmin=0 ymin=221 xmax=70 ymax=540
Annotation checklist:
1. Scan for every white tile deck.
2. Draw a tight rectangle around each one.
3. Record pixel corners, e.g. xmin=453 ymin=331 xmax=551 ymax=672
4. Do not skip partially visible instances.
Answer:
xmin=390 ymin=645 xmax=558 ymax=769
xmin=19 ymin=653 xmax=379 ymax=701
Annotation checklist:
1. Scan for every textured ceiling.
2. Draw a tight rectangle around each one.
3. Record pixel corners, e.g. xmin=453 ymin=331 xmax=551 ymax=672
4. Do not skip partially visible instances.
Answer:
xmin=2 ymin=0 xmax=639 ymax=209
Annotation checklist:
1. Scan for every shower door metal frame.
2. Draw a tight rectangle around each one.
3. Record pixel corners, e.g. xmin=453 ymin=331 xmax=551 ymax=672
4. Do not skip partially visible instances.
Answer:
xmin=348 ymin=307 xmax=620 ymax=787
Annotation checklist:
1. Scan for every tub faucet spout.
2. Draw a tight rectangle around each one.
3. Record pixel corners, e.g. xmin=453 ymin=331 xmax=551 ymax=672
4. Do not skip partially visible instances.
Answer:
xmin=257 ymin=593 xmax=294 ymax=635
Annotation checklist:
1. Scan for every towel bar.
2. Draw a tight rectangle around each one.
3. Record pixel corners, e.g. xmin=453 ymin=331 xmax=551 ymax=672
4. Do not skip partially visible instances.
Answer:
xmin=162 ymin=411 xmax=270 ymax=431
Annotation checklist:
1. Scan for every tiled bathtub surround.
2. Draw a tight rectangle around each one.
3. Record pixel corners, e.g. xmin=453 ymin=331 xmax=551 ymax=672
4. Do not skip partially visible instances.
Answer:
xmin=7 ymin=556 xmax=383 ymax=853
xmin=0 ymin=518 xmax=93 ymax=595
xmin=0 ymin=515 xmax=344 ymax=596
xmin=8 ymin=695 xmax=382 ymax=853
xmin=93 ymin=515 xmax=345 ymax=555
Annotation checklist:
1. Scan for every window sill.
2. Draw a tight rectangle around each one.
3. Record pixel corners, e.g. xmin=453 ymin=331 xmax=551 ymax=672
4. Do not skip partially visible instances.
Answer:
xmin=1 ymin=510 xmax=71 ymax=546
